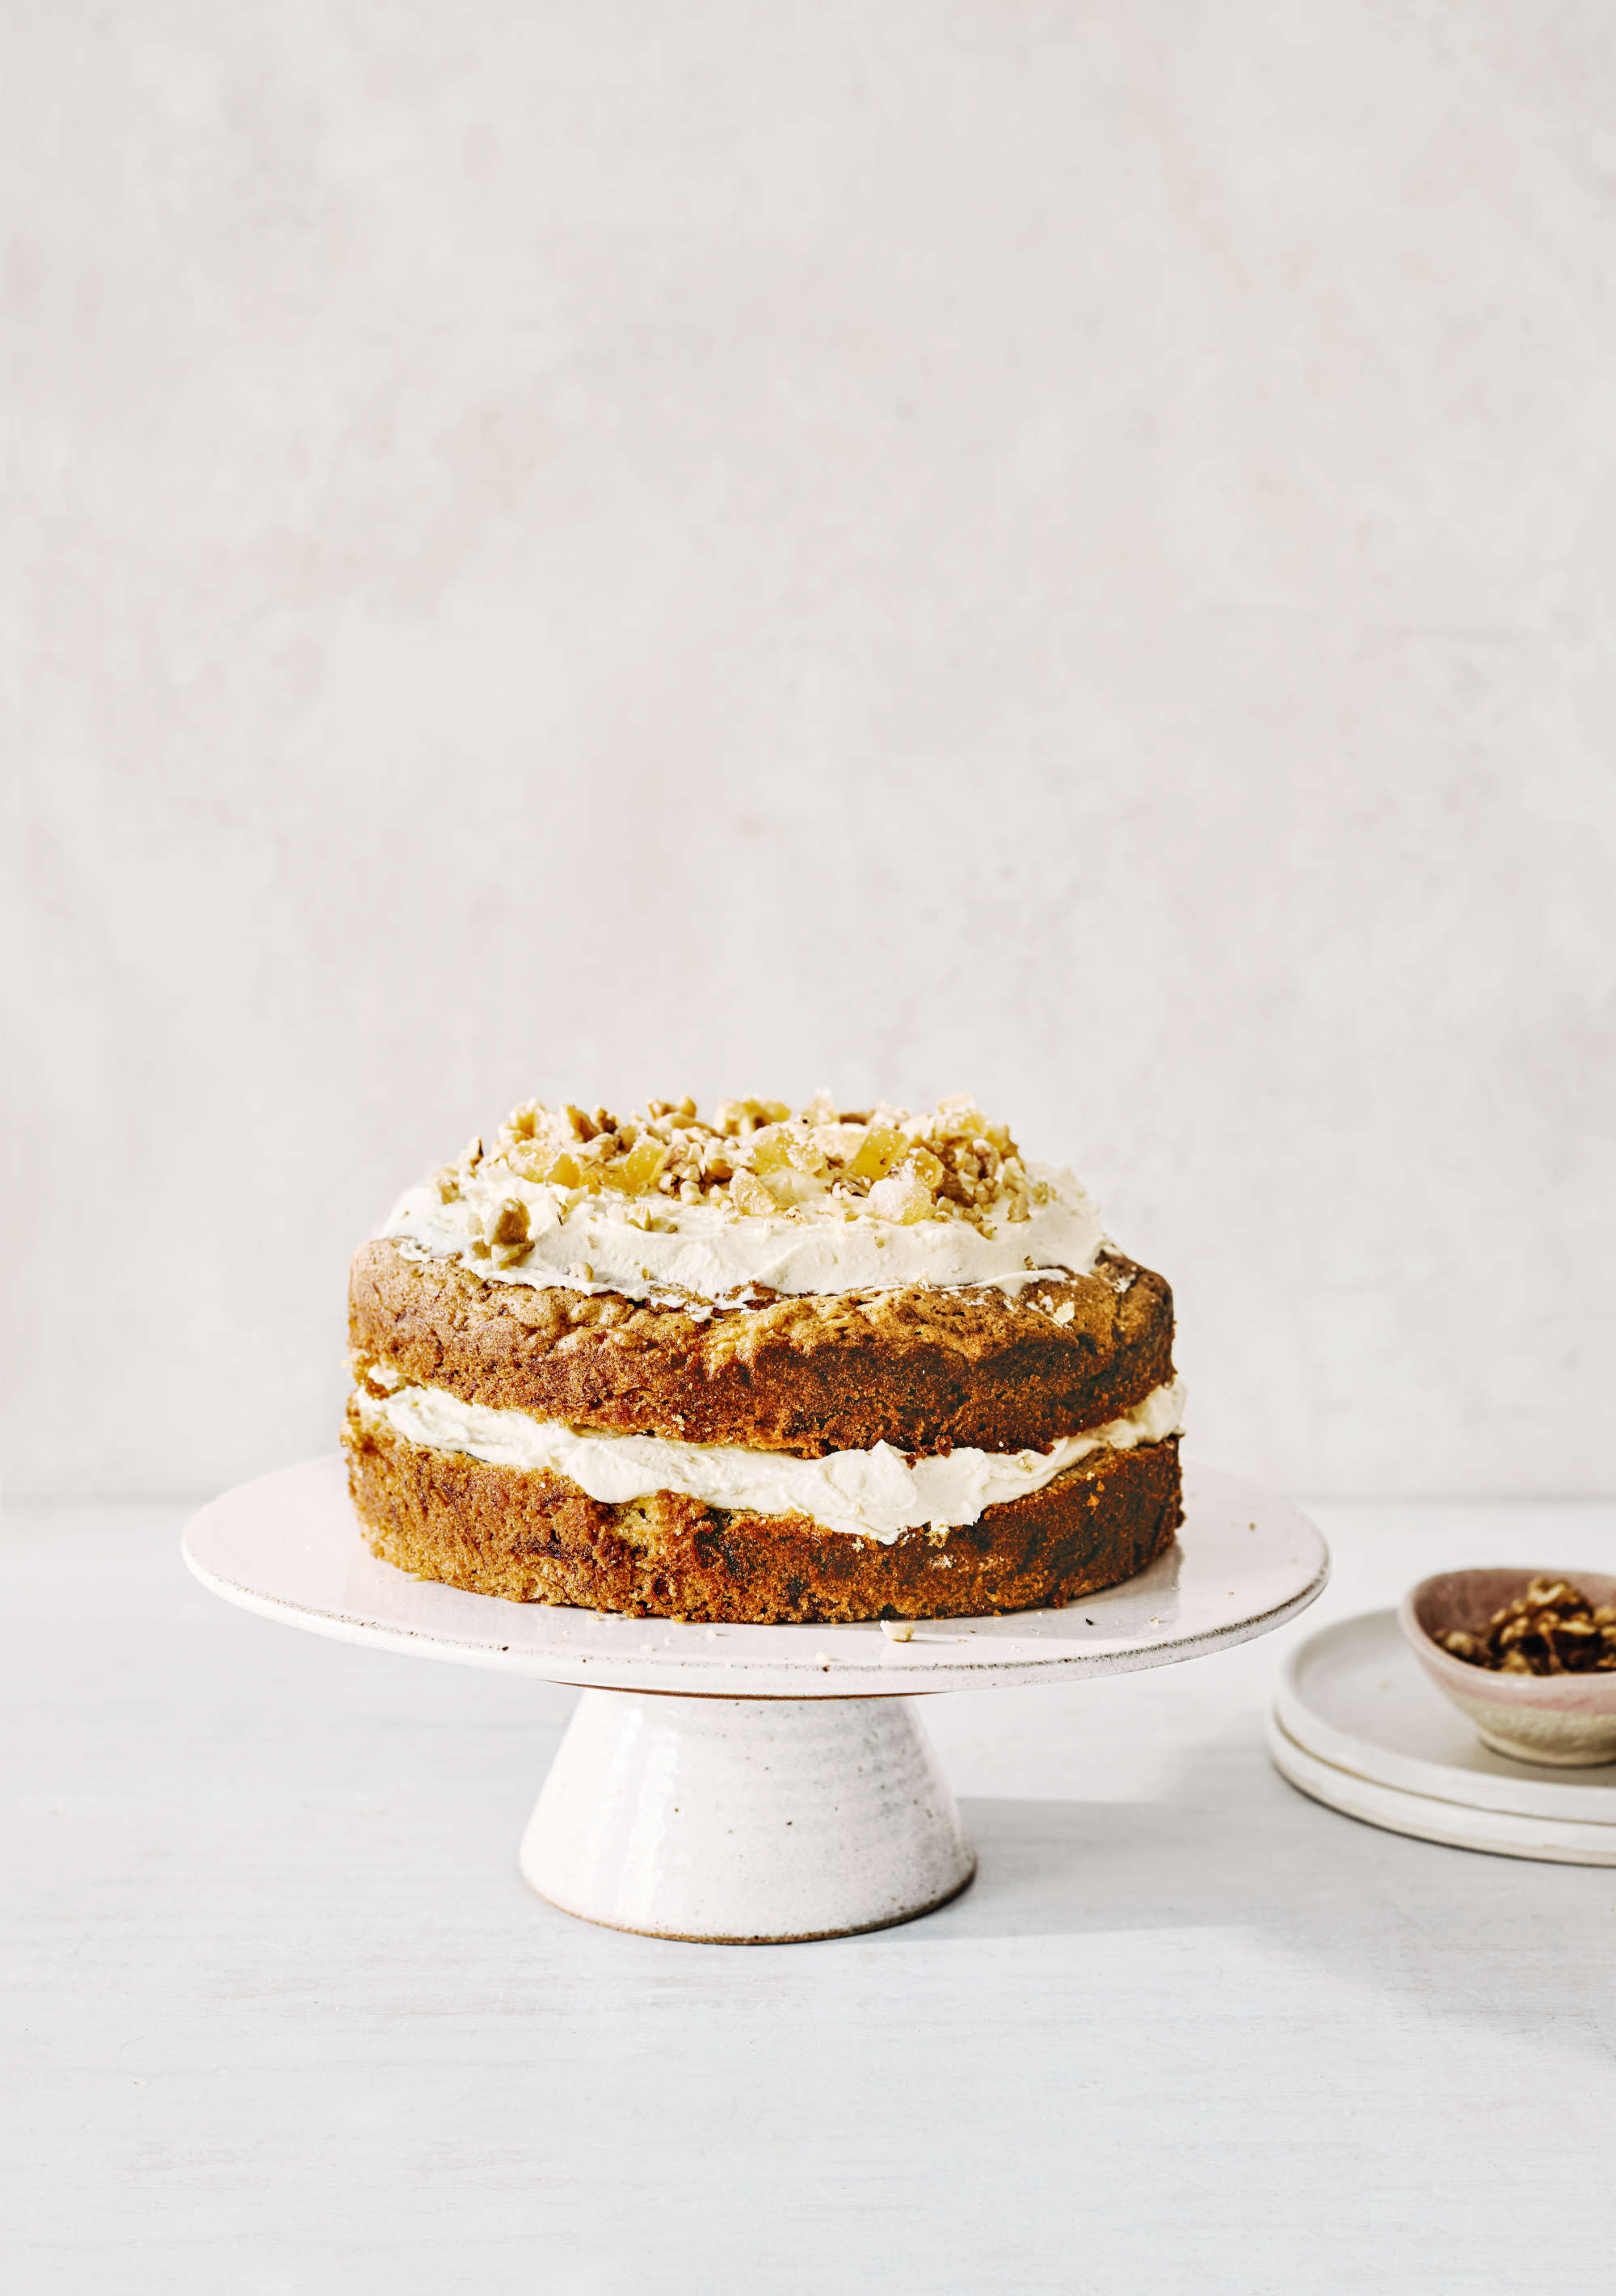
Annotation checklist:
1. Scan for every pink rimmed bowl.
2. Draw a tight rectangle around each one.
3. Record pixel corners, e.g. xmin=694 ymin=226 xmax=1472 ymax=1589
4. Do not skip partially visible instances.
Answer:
xmin=1399 ymin=1569 xmax=1616 ymax=1768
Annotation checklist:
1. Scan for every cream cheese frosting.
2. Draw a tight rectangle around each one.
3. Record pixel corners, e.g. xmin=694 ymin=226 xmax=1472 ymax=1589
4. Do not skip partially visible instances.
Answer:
xmin=356 ymin=1377 xmax=1185 ymax=1545
xmin=377 ymin=1159 xmax=1105 ymax=1306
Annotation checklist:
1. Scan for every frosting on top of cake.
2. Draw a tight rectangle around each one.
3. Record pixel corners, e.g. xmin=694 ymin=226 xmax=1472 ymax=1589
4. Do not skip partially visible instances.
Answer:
xmin=377 ymin=1093 xmax=1109 ymax=1306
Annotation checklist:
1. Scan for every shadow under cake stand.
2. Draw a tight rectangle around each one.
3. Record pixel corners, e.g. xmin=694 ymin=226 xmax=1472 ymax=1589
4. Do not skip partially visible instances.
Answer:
xmin=183 ymin=1457 xmax=1328 ymax=1943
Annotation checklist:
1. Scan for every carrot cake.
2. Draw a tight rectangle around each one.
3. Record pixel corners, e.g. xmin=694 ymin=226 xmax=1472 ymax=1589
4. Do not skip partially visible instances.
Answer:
xmin=344 ymin=1094 xmax=1184 ymax=1622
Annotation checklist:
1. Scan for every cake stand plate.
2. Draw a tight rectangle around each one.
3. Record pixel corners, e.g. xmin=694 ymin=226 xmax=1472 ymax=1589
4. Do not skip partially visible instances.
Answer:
xmin=184 ymin=1457 xmax=1327 ymax=1941
xmin=1268 ymin=1611 xmax=1616 ymax=1865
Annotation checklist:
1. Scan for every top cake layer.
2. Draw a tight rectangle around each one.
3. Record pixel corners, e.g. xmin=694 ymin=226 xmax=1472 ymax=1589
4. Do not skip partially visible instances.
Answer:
xmin=378 ymin=1092 xmax=1106 ymax=1307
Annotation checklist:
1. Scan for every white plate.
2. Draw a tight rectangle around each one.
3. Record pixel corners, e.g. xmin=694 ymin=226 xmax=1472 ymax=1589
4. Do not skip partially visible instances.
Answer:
xmin=183 ymin=1454 xmax=1328 ymax=1699
xmin=1267 ymin=1714 xmax=1616 ymax=1868
xmin=1274 ymin=1610 xmax=1616 ymax=1822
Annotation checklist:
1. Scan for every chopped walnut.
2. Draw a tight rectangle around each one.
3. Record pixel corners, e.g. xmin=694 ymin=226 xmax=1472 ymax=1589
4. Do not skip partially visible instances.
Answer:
xmin=1437 ymin=1577 xmax=1616 ymax=1676
xmin=485 ymin=1198 xmax=529 ymax=1247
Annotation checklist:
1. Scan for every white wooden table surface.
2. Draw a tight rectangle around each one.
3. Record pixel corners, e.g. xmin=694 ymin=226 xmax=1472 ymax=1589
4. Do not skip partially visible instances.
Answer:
xmin=6 ymin=1491 xmax=1614 ymax=2296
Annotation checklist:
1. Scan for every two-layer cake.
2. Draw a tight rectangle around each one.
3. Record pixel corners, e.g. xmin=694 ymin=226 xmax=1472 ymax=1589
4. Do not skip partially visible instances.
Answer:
xmin=344 ymin=1094 xmax=1184 ymax=1622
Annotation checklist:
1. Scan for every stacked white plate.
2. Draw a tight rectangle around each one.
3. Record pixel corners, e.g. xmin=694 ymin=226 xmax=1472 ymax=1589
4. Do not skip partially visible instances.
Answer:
xmin=1269 ymin=1611 xmax=1616 ymax=1865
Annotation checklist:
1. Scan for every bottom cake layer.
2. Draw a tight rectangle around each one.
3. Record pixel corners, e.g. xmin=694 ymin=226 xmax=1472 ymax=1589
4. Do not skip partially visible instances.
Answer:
xmin=344 ymin=1412 xmax=1184 ymax=1623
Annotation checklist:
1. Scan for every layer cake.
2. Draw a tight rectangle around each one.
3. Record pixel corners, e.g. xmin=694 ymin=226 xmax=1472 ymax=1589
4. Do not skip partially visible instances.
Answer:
xmin=344 ymin=1094 xmax=1184 ymax=1622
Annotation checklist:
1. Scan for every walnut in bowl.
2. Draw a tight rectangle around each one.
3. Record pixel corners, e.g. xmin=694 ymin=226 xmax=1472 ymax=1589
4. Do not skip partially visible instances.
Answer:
xmin=1399 ymin=1569 xmax=1616 ymax=1768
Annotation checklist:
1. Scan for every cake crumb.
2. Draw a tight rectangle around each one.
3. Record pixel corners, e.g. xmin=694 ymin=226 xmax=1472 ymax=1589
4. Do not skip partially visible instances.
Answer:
xmin=880 ymin=1617 xmax=915 ymax=1643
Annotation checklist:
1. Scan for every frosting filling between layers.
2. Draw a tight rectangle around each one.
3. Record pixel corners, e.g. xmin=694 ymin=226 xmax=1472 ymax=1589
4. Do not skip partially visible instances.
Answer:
xmin=377 ymin=1159 xmax=1105 ymax=1307
xmin=353 ymin=1377 xmax=1186 ymax=1545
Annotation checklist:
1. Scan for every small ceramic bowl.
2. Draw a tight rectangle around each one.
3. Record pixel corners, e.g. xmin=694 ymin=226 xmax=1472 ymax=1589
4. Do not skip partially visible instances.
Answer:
xmin=1399 ymin=1569 xmax=1616 ymax=1767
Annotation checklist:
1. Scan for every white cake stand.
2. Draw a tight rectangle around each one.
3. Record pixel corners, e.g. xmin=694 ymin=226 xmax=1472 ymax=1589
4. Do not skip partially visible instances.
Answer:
xmin=183 ymin=1457 xmax=1327 ymax=1943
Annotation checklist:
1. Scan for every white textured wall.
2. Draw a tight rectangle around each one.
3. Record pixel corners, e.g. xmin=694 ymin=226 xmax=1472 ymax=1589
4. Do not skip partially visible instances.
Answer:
xmin=5 ymin=2 xmax=1614 ymax=1501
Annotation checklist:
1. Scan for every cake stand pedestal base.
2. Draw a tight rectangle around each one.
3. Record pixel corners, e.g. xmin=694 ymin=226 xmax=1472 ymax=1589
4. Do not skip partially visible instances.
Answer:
xmin=519 ymin=1688 xmax=975 ymax=1942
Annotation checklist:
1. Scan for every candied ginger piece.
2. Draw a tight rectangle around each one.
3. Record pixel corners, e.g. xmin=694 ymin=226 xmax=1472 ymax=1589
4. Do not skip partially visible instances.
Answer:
xmin=749 ymin=1125 xmax=795 ymax=1175
xmin=810 ymin=1122 xmax=867 ymax=1166
xmin=715 ymin=1098 xmax=791 ymax=1137
xmin=728 ymin=1171 xmax=778 ymax=1216
xmin=867 ymin=1171 xmax=936 ymax=1224
xmin=504 ymin=1138 xmax=583 ymax=1189
xmin=848 ymin=1126 xmax=907 ymax=1184
xmin=602 ymin=1136 xmax=667 ymax=1195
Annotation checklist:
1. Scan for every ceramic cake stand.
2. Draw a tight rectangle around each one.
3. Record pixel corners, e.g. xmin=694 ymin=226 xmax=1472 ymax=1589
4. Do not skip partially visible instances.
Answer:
xmin=183 ymin=1457 xmax=1328 ymax=1944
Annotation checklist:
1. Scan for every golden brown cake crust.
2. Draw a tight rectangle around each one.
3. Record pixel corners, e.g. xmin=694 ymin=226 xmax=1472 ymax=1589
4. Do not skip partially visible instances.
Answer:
xmin=347 ymin=1238 xmax=1175 ymax=1458
xmin=343 ymin=1404 xmax=1182 ymax=1624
